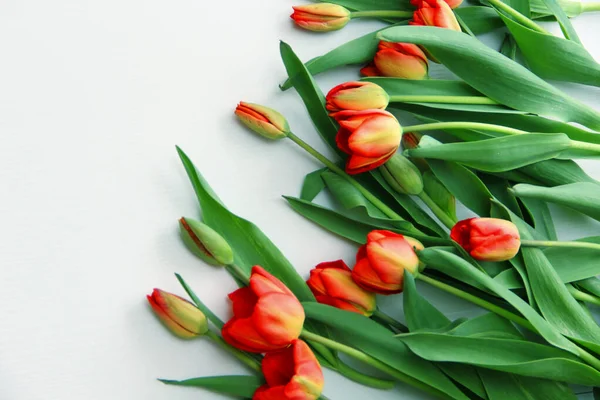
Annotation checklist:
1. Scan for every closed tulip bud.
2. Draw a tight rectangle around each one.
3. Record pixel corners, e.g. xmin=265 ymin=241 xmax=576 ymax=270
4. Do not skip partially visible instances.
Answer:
xmin=352 ymin=230 xmax=420 ymax=295
xmin=291 ymin=3 xmax=351 ymax=32
xmin=147 ymin=289 xmax=208 ymax=339
xmin=235 ymin=102 xmax=290 ymax=140
xmin=412 ymin=0 xmax=462 ymax=9
xmin=451 ymin=218 xmax=521 ymax=262
xmin=331 ymin=109 xmax=402 ymax=175
xmin=410 ymin=0 xmax=461 ymax=31
xmin=361 ymin=42 xmax=428 ymax=79
xmin=222 ymin=266 xmax=305 ymax=353
xmin=179 ymin=217 xmax=234 ymax=266
xmin=326 ymin=81 xmax=389 ymax=112
xmin=254 ymin=339 xmax=324 ymax=400
xmin=307 ymin=260 xmax=376 ymax=316
xmin=380 ymin=154 xmax=424 ymax=195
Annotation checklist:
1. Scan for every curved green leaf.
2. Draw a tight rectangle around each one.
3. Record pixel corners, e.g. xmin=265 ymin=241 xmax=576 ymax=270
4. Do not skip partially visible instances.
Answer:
xmin=455 ymin=6 xmax=505 ymax=35
xmin=160 ymin=375 xmax=263 ymax=397
xmin=300 ymin=168 xmax=327 ymax=201
xmin=378 ymin=26 xmax=600 ymax=130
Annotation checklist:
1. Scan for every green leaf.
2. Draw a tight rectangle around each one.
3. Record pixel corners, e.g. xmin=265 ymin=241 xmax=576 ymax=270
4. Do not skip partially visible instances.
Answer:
xmin=478 ymin=371 xmax=576 ymax=400
xmin=303 ymin=303 xmax=471 ymax=400
xmin=322 ymin=171 xmax=385 ymax=218
xmin=159 ymin=375 xmax=262 ymax=397
xmin=507 ymin=0 xmax=531 ymax=16
xmin=316 ymin=0 xmax=410 ymax=11
xmin=455 ymin=6 xmax=506 ymax=35
xmin=578 ymin=277 xmax=600 ymax=298
xmin=176 ymin=147 xmax=314 ymax=302
xmin=280 ymin=41 xmax=340 ymax=155
xmin=499 ymin=14 xmax=600 ymax=86
xmin=449 ymin=312 xmax=523 ymax=340
xmin=512 ymin=183 xmax=600 ymax=221
xmin=300 ymin=168 xmax=327 ymax=201
xmin=378 ymin=26 xmax=600 ymax=130
xmin=417 ymin=248 xmax=580 ymax=355
xmin=500 ymin=33 xmax=518 ymax=60
xmin=510 ymin=0 xmax=580 ymax=43
xmin=518 ymin=197 xmax=557 ymax=240
xmin=396 ymin=332 xmax=600 ymax=385
xmin=481 ymin=175 xmax=522 ymax=218
xmin=423 ymin=171 xmax=457 ymax=221
xmin=517 ymin=159 xmax=598 ymax=186
xmin=407 ymin=133 xmax=572 ymax=173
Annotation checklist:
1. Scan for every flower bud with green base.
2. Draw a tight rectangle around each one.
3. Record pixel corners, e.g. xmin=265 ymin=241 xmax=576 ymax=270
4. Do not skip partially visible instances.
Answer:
xmin=147 ymin=289 xmax=209 ymax=339
xmin=380 ymin=154 xmax=424 ymax=195
xmin=235 ymin=102 xmax=290 ymax=140
xmin=179 ymin=217 xmax=234 ymax=266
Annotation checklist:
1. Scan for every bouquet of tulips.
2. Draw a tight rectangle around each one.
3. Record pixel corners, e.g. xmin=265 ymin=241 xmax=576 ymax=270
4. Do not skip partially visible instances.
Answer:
xmin=146 ymin=0 xmax=600 ymax=398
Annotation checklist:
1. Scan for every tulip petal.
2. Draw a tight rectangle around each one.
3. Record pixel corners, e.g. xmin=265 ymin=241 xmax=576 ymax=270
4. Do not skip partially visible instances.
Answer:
xmin=367 ymin=230 xmax=405 ymax=242
xmin=222 ymin=317 xmax=282 ymax=353
xmin=307 ymin=270 xmax=327 ymax=296
xmin=352 ymin=256 xmax=402 ymax=294
xmin=289 ymin=340 xmax=324 ymax=399
xmin=320 ymin=269 xmax=376 ymax=314
xmin=251 ymin=266 xmax=295 ymax=297
xmin=253 ymin=385 xmax=287 ymax=400
xmin=360 ymin=63 xmax=382 ymax=77
xmin=348 ymin=115 xmax=401 ymax=157
xmin=229 ymin=287 xmax=258 ymax=319
xmin=315 ymin=259 xmax=351 ymax=271
xmin=147 ymin=294 xmax=198 ymax=339
xmin=374 ymin=48 xmax=428 ymax=80
xmin=367 ymin=236 xmax=419 ymax=281
xmin=335 ymin=127 xmax=353 ymax=155
xmin=253 ymin=293 xmax=305 ymax=346
xmin=262 ymin=346 xmax=296 ymax=387
xmin=450 ymin=218 xmax=475 ymax=251
xmin=345 ymin=150 xmax=395 ymax=175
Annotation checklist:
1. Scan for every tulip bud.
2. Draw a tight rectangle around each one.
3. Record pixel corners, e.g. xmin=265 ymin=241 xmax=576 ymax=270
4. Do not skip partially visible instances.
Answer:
xmin=147 ymin=289 xmax=208 ymax=339
xmin=179 ymin=217 xmax=234 ymax=266
xmin=352 ymin=230 xmax=420 ymax=294
xmin=235 ymin=102 xmax=290 ymax=140
xmin=326 ymin=81 xmax=389 ymax=112
xmin=412 ymin=0 xmax=462 ymax=9
xmin=369 ymin=42 xmax=430 ymax=79
xmin=307 ymin=260 xmax=376 ymax=316
xmin=380 ymin=154 xmax=424 ymax=195
xmin=291 ymin=3 xmax=351 ymax=32
xmin=404 ymin=236 xmax=426 ymax=271
xmin=410 ymin=0 xmax=461 ymax=31
xmin=451 ymin=218 xmax=521 ymax=262
xmin=330 ymin=109 xmax=402 ymax=175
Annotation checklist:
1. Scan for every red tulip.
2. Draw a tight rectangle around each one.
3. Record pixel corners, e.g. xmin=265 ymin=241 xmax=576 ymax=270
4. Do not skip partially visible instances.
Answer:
xmin=410 ymin=0 xmax=461 ymax=31
xmin=451 ymin=218 xmax=521 ymax=262
xmin=360 ymin=42 xmax=428 ymax=80
xmin=291 ymin=3 xmax=351 ymax=32
xmin=411 ymin=0 xmax=462 ymax=9
xmin=326 ymin=81 xmax=390 ymax=112
xmin=307 ymin=260 xmax=376 ymax=316
xmin=222 ymin=266 xmax=305 ymax=353
xmin=147 ymin=289 xmax=208 ymax=339
xmin=352 ymin=230 xmax=421 ymax=294
xmin=253 ymin=339 xmax=324 ymax=400
xmin=330 ymin=109 xmax=402 ymax=175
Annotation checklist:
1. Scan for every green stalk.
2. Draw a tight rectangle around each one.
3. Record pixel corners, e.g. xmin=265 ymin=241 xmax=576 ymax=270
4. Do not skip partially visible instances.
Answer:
xmin=402 ymin=122 xmax=528 ymax=136
xmin=300 ymin=329 xmax=452 ymax=399
xmin=416 ymin=274 xmax=535 ymax=331
xmin=389 ymin=95 xmax=498 ymax=105
xmin=351 ymin=10 xmax=413 ymax=18
xmin=582 ymin=2 xmax=600 ymax=11
xmin=334 ymin=361 xmax=396 ymax=390
xmin=569 ymin=140 xmax=600 ymax=154
xmin=521 ymin=240 xmax=600 ymax=251
xmin=487 ymin=0 xmax=551 ymax=34
xmin=226 ymin=263 xmax=251 ymax=284
xmin=417 ymin=192 xmax=456 ymax=230
xmin=568 ymin=284 xmax=600 ymax=307
xmin=205 ymin=330 xmax=262 ymax=373
xmin=287 ymin=132 xmax=416 ymax=230
xmin=372 ymin=309 xmax=409 ymax=333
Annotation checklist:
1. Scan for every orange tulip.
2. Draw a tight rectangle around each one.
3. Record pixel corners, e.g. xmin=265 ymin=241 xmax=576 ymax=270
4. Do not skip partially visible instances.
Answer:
xmin=352 ymin=230 xmax=421 ymax=294
xmin=222 ymin=266 xmax=305 ymax=353
xmin=235 ymin=102 xmax=290 ymax=140
xmin=410 ymin=0 xmax=461 ymax=31
xmin=307 ymin=260 xmax=376 ymax=316
xmin=326 ymin=81 xmax=389 ymax=112
xmin=361 ymin=42 xmax=428 ymax=80
xmin=411 ymin=0 xmax=462 ymax=9
xmin=451 ymin=218 xmax=521 ymax=262
xmin=331 ymin=109 xmax=402 ymax=175
xmin=253 ymin=340 xmax=324 ymax=400
xmin=291 ymin=3 xmax=350 ymax=32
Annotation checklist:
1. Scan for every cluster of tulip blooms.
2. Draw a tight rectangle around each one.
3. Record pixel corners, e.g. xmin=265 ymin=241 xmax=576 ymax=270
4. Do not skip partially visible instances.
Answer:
xmin=146 ymin=0 xmax=600 ymax=398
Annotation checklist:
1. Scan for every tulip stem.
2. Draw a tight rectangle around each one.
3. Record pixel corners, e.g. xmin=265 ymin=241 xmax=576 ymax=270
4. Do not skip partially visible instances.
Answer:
xmin=205 ymin=330 xmax=262 ymax=373
xmin=372 ymin=310 xmax=409 ymax=333
xmin=175 ymin=273 xmax=226 ymax=330
xmin=226 ymin=263 xmax=251 ymax=285
xmin=300 ymin=329 xmax=452 ymax=399
xmin=389 ymin=95 xmax=498 ymax=105
xmin=487 ymin=0 xmax=551 ymax=35
xmin=582 ymin=2 xmax=600 ymax=12
xmin=569 ymin=140 xmax=600 ymax=155
xmin=417 ymin=192 xmax=456 ymax=230
xmin=350 ymin=10 xmax=413 ymax=19
xmin=287 ymin=132 xmax=418 ymax=231
xmin=416 ymin=274 xmax=535 ymax=331
xmin=567 ymin=284 xmax=600 ymax=307
xmin=521 ymin=239 xmax=600 ymax=251
xmin=334 ymin=361 xmax=396 ymax=390
xmin=402 ymin=122 xmax=528 ymax=136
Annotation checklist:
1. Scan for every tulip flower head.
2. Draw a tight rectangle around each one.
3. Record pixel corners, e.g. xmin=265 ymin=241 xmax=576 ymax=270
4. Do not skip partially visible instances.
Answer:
xmin=307 ymin=260 xmax=376 ymax=316
xmin=361 ymin=42 xmax=429 ymax=80
xmin=222 ymin=266 xmax=305 ymax=353
xmin=380 ymin=154 xmax=424 ymax=195
xmin=331 ymin=109 xmax=402 ymax=175
xmin=253 ymin=339 xmax=324 ymax=400
xmin=179 ymin=217 xmax=234 ymax=266
xmin=451 ymin=218 xmax=521 ymax=262
xmin=326 ymin=81 xmax=390 ymax=112
xmin=411 ymin=0 xmax=463 ymax=9
xmin=235 ymin=102 xmax=290 ymax=140
xmin=291 ymin=3 xmax=351 ymax=32
xmin=147 ymin=289 xmax=208 ymax=339
xmin=410 ymin=0 xmax=461 ymax=31
xmin=352 ymin=230 xmax=421 ymax=294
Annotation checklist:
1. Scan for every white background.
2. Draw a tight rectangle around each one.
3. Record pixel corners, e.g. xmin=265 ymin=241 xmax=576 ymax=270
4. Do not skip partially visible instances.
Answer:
xmin=1 ymin=1 xmax=599 ymax=399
